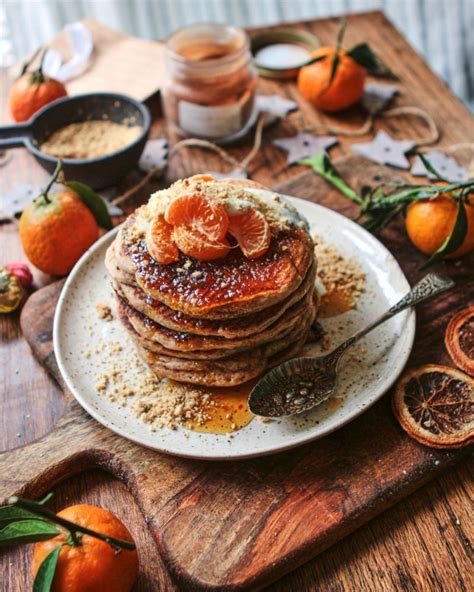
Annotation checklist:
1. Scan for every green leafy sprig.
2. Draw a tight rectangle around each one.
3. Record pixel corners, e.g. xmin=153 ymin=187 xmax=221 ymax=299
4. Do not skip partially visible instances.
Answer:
xmin=300 ymin=152 xmax=473 ymax=268
xmin=0 ymin=495 xmax=135 ymax=592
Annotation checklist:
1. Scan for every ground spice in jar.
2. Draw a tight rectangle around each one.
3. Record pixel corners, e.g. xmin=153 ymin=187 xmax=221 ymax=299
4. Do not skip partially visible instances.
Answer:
xmin=39 ymin=120 xmax=142 ymax=159
xmin=162 ymin=23 xmax=257 ymax=142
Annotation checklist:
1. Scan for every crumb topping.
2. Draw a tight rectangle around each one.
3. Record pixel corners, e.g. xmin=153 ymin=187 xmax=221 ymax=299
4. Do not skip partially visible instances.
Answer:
xmin=314 ymin=236 xmax=366 ymax=315
xmin=134 ymin=178 xmax=309 ymax=237
xmin=96 ymin=303 xmax=114 ymax=321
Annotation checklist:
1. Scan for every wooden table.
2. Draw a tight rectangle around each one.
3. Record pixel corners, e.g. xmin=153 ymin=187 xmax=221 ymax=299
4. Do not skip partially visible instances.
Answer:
xmin=1 ymin=11 xmax=472 ymax=591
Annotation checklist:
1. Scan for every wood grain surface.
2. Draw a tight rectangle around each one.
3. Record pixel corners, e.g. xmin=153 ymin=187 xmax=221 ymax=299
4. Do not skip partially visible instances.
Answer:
xmin=1 ymin=11 xmax=473 ymax=591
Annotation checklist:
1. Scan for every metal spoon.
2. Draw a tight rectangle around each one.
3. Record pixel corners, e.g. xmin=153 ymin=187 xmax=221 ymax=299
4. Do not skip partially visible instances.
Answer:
xmin=248 ymin=273 xmax=455 ymax=417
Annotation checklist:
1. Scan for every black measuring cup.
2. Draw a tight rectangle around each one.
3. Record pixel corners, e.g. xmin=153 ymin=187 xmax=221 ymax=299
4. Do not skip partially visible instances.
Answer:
xmin=0 ymin=92 xmax=151 ymax=189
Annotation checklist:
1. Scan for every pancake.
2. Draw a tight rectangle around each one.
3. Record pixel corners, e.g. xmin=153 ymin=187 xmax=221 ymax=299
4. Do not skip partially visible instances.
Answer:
xmin=112 ymin=262 xmax=316 ymax=338
xmin=117 ymin=291 xmax=317 ymax=363
xmin=105 ymin=242 xmax=135 ymax=285
xmin=137 ymin=333 xmax=310 ymax=387
xmin=116 ymin=288 xmax=316 ymax=352
xmin=113 ymin=210 xmax=314 ymax=319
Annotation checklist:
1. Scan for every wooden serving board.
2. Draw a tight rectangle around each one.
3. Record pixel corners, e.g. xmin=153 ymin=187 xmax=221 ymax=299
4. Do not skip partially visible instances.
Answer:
xmin=1 ymin=156 xmax=472 ymax=591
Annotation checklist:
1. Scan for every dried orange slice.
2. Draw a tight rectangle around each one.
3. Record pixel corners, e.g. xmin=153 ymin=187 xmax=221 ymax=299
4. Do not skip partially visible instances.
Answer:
xmin=173 ymin=225 xmax=231 ymax=261
xmin=165 ymin=194 xmax=229 ymax=241
xmin=145 ymin=215 xmax=179 ymax=264
xmin=228 ymin=208 xmax=271 ymax=259
xmin=445 ymin=306 xmax=474 ymax=377
xmin=392 ymin=364 xmax=474 ymax=449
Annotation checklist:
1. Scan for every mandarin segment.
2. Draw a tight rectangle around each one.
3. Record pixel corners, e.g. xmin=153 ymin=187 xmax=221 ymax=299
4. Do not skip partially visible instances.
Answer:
xmin=228 ymin=208 xmax=271 ymax=259
xmin=173 ymin=225 xmax=231 ymax=261
xmin=145 ymin=214 xmax=178 ymax=264
xmin=165 ymin=193 xmax=229 ymax=241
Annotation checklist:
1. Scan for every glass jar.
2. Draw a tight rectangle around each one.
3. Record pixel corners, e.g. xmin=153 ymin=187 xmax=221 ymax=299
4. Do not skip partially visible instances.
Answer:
xmin=162 ymin=23 xmax=257 ymax=142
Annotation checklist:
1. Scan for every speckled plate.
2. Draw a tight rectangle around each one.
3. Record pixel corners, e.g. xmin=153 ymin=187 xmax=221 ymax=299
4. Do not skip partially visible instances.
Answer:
xmin=54 ymin=196 xmax=415 ymax=460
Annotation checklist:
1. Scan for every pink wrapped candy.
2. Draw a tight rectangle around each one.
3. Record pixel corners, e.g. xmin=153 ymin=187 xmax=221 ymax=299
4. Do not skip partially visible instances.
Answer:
xmin=5 ymin=262 xmax=33 ymax=288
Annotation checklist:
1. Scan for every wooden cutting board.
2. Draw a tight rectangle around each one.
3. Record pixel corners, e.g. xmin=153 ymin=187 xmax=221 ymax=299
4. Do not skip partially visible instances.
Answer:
xmin=0 ymin=155 xmax=471 ymax=591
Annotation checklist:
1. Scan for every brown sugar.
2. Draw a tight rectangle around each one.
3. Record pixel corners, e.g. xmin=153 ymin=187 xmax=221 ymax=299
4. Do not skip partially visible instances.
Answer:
xmin=96 ymin=303 xmax=114 ymax=321
xmin=314 ymin=237 xmax=366 ymax=317
xmin=39 ymin=120 xmax=142 ymax=159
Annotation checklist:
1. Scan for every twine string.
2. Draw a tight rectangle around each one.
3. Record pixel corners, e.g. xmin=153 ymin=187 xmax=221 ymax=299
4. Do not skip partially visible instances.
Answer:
xmin=112 ymin=114 xmax=265 ymax=207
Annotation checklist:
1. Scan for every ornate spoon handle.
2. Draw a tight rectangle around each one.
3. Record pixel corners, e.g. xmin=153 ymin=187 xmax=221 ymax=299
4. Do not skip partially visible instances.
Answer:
xmin=326 ymin=273 xmax=455 ymax=364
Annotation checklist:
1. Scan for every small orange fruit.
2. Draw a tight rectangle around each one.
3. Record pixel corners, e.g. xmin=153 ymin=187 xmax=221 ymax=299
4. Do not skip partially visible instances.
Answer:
xmin=405 ymin=194 xmax=474 ymax=258
xmin=173 ymin=225 xmax=231 ymax=261
xmin=228 ymin=208 xmax=271 ymax=259
xmin=9 ymin=70 xmax=67 ymax=122
xmin=145 ymin=214 xmax=179 ymax=264
xmin=32 ymin=504 xmax=138 ymax=592
xmin=297 ymin=47 xmax=366 ymax=112
xmin=19 ymin=190 xmax=99 ymax=276
xmin=165 ymin=194 xmax=229 ymax=241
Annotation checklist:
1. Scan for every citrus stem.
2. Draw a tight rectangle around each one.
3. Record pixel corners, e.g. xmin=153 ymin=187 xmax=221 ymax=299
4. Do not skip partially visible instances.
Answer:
xmin=40 ymin=160 xmax=63 ymax=204
xmin=8 ymin=497 xmax=136 ymax=551
xmin=19 ymin=46 xmax=43 ymax=77
xmin=37 ymin=48 xmax=47 ymax=82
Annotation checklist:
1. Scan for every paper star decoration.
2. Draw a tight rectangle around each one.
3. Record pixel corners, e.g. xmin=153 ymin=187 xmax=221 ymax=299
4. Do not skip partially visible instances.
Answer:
xmin=139 ymin=138 xmax=169 ymax=172
xmin=352 ymin=130 xmax=415 ymax=169
xmin=1 ymin=184 xmax=38 ymax=220
xmin=210 ymin=168 xmax=248 ymax=180
xmin=362 ymin=82 xmax=399 ymax=114
xmin=256 ymin=94 xmax=298 ymax=125
xmin=273 ymin=132 xmax=338 ymax=165
xmin=411 ymin=150 xmax=467 ymax=181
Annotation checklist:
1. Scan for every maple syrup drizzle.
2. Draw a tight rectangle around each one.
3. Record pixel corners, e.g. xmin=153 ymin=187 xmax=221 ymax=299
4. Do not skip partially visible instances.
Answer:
xmin=184 ymin=381 xmax=256 ymax=434
xmin=318 ymin=288 xmax=355 ymax=318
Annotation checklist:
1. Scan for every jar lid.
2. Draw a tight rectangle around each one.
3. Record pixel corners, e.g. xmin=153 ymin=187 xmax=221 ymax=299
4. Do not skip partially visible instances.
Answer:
xmin=251 ymin=29 xmax=320 ymax=79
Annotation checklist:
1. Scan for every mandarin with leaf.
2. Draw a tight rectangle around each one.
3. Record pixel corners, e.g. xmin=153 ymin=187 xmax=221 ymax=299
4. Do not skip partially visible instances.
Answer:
xmin=32 ymin=504 xmax=138 ymax=592
xmin=405 ymin=194 xmax=474 ymax=258
xmin=9 ymin=49 xmax=67 ymax=122
xmin=298 ymin=46 xmax=366 ymax=112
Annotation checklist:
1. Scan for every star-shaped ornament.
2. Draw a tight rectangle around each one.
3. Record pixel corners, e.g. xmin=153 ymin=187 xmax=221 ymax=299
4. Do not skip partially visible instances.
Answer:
xmin=256 ymin=94 xmax=298 ymax=125
xmin=139 ymin=139 xmax=169 ymax=172
xmin=273 ymin=132 xmax=338 ymax=165
xmin=411 ymin=150 xmax=467 ymax=181
xmin=209 ymin=168 xmax=248 ymax=180
xmin=362 ymin=82 xmax=399 ymax=114
xmin=352 ymin=130 xmax=415 ymax=169
xmin=1 ymin=184 xmax=39 ymax=220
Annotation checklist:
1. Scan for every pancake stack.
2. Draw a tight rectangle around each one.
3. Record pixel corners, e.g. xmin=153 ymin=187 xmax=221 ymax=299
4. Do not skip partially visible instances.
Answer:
xmin=105 ymin=177 xmax=318 ymax=386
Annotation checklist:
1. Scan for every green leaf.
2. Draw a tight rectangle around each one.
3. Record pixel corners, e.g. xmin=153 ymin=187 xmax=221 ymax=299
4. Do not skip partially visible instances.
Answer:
xmin=0 ymin=494 xmax=54 ymax=526
xmin=415 ymin=152 xmax=449 ymax=182
xmin=0 ymin=520 xmax=60 ymax=546
xmin=328 ymin=54 xmax=340 ymax=88
xmin=33 ymin=545 xmax=62 ymax=592
xmin=301 ymin=54 xmax=329 ymax=67
xmin=0 ymin=506 xmax=42 ymax=526
xmin=300 ymin=152 xmax=363 ymax=204
xmin=64 ymin=181 xmax=113 ymax=230
xmin=420 ymin=198 xmax=468 ymax=269
xmin=347 ymin=43 xmax=395 ymax=78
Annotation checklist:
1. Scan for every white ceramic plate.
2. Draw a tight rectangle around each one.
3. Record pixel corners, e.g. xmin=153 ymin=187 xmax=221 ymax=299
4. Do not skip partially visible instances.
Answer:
xmin=54 ymin=196 xmax=415 ymax=460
